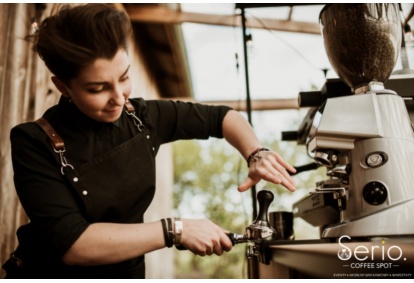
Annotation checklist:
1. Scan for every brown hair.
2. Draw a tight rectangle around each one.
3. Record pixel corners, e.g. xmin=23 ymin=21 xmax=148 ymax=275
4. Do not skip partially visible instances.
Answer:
xmin=29 ymin=3 xmax=131 ymax=85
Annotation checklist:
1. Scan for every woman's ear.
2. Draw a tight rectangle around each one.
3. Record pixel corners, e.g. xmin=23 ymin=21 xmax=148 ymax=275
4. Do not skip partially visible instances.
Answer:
xmin=51 ymin=76 xmax=69 ymax=96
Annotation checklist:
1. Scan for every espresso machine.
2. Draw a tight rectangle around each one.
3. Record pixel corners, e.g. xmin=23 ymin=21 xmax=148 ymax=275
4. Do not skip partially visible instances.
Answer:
xmin=291 ymin=4 xmax=414 ymax=239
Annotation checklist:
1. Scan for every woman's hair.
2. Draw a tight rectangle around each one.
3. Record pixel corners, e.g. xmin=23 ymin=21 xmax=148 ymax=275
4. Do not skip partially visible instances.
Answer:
xmin=29 ymin=3 xmax=132 ymax=85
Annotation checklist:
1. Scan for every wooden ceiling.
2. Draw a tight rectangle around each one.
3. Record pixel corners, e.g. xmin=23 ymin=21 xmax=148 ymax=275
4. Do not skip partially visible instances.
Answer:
xmin=122 ymin=3 xmax=321 ymax=100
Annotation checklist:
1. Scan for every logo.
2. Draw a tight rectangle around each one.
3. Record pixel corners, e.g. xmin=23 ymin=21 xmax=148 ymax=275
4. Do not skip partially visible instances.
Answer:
xmin=332 ymin=235 xmax=412 ymax=278
xmin=338 ymin=246 xmax=352 ymax=261
xmin=337 ymin=235 xmax=405 ymax=269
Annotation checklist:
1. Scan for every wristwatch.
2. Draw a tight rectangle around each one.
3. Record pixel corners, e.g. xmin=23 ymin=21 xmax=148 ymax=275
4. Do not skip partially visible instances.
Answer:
xmin=173 ymin=218 xmax=183 ymax=246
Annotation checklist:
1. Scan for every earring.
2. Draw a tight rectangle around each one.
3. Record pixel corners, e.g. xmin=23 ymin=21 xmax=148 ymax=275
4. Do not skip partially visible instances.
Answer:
xmin=63 ymin=93 xmax=72 ymax=103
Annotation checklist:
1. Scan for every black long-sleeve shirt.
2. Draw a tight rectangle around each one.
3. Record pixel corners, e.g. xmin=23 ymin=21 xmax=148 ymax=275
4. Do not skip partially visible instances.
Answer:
xmin=9 ymin=96 xmax=231 ymax=278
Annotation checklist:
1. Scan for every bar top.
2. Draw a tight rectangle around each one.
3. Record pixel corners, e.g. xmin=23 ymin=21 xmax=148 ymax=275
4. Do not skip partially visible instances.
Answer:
xmin=265 ymin=238 xmax=414 ymax=278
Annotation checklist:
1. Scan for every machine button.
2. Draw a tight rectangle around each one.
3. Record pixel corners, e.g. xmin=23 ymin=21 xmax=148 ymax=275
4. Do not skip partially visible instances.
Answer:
xmin=362 ymin=181 xmax=387 ymax=205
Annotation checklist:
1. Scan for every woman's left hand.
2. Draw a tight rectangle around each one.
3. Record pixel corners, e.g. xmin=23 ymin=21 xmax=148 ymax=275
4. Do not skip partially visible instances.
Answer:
xmin=237 ymin=150 xmax=296 ymax=192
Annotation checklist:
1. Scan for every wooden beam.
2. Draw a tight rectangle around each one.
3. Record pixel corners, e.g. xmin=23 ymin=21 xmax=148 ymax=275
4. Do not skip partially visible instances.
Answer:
xmin=126 ymin=6 xmax=321 ymax=35
xmin=164 ymin=98 xmax=300 ymax=111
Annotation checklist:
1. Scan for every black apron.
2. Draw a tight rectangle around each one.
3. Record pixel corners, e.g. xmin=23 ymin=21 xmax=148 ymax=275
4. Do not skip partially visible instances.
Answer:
xmin=4 ymin=108 xmax=156 ymax=279
xmin=66 ymin=125 xmax=156 ymax=224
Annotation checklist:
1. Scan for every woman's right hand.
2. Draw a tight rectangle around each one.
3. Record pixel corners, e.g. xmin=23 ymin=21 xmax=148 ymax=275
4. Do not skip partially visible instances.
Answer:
xmin=179 ymin=219 xmax=233 ymax=256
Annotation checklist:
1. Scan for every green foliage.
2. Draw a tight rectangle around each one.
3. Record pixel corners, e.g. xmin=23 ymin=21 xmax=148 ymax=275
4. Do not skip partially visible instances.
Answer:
xmin=172 ymin=139 xmax=250 ymax=278
xmin=172 ymin=137 xmax=326 ymax=279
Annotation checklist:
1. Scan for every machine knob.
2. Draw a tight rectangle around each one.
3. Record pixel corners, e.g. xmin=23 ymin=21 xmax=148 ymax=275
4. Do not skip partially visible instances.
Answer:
xmin=362 ymin=181 xmax=388 ymax=205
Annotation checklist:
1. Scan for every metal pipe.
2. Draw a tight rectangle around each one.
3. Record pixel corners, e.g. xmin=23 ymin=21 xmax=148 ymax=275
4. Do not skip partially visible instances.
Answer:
xmin=240 ymin=6 xmax=258 ymax=222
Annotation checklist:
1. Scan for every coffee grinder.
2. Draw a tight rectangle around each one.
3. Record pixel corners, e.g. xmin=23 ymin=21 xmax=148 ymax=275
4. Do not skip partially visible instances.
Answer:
xmin=294 ymin=4 xmax=414 ymax=238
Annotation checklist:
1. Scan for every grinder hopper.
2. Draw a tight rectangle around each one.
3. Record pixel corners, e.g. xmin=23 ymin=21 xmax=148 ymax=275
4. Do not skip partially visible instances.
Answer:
xmin=320 ymin=3 xmax=401 ymax=91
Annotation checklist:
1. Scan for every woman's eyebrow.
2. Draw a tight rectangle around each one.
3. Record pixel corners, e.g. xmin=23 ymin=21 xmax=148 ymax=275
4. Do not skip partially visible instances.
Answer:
xmin=120 ymin=65 xmax=131 ymax=78
xmin=85 ymin=65 xmax=130 ymax=86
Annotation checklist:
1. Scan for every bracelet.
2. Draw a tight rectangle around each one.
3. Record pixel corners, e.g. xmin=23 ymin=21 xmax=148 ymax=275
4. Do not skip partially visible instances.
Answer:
xmin=162 ymin=217 xmax=184 ymax=248
xmin=161 ymin=219 xmax=169 ymax=247
xmin=173 ymin=218 xmax=183 ymax=246
xmin=167 ymin=218 xmax=174 ymax=247
xmin=161 ymin=218 xmax=173 ymax=248
xmin=247 ymin=148 xmax=269 ymax=167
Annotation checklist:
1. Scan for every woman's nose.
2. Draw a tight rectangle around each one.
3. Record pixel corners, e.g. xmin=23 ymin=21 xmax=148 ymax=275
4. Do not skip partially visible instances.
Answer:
xmin=111 ymin=84 xmax=125 ymax=105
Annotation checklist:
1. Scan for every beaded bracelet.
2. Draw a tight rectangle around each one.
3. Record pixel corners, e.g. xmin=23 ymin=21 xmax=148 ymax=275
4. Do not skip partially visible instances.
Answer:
xmin=246 ymin=147 xmax=270 ymax=167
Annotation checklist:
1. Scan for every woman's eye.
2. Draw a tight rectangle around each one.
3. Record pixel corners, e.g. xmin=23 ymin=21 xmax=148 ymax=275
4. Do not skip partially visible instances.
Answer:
xmin=120 ymin=76 xmax=129 ymax=82
xmin=88 ymin=88 xmax=104 ymax=93
xmin=87 ymin=84 xmax=107 ymax=93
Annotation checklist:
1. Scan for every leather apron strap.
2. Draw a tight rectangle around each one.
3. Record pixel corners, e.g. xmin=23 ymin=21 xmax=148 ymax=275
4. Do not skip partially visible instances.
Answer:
xmin=35 ymin=117 xmax=65 ymax=150
xmin=35 ymin=117 xmax=74 ymax=174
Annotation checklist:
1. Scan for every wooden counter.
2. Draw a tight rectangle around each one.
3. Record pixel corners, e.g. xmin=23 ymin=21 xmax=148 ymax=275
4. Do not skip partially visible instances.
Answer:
xmin=256 ymin=238 xmax=414 ymax=279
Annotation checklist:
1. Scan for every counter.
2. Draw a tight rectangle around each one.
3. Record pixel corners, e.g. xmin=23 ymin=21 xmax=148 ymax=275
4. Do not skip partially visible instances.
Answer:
xmin=255 ymin=238 xmax=414 ymax=279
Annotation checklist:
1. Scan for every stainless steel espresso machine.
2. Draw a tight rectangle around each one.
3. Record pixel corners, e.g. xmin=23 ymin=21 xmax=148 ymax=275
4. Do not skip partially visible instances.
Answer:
xmin=292 ymin=3 xmax=414 ymax=239
xmin=231 ymin=4 xmax=414 ymax=278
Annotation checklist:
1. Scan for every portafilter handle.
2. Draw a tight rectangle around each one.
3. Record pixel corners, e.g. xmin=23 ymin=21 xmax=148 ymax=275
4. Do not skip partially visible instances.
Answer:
xmin=226 ymin=232 xmax=248 ymax=245
xmin=175 ymin=232 xmax=247 ymax=250
xmin=176 ymin=190 xmax=276 ymax=252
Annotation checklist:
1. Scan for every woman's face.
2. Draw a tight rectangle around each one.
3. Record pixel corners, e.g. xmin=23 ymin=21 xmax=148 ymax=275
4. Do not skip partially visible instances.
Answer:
xmin=65 ymin=48 xmax=132 ymax=123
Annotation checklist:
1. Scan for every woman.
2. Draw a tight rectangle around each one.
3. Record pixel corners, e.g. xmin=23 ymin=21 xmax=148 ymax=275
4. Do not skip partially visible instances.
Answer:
xmin=2 ymin=3 xmax=296 ymax=279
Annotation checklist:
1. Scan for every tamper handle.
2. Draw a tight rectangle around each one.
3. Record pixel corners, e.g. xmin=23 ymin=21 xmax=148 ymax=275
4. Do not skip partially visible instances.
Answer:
xmin=255 ymin=190 xmax=274 ymax=224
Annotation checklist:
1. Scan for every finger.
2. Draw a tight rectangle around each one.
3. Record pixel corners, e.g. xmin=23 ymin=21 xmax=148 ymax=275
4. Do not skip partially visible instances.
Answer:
xmin=258 ymin=169 xmax=283 ymax=186
xmin=257 ymin=164 xmax=296 ymax=192
xmin=263 ymin=152 xmax=295 ymax=176
xmin=222 ymin=242 xmax=233 ymax=252
xmin=237 ymin=177 xmax=258 ymax=192
xmin=213 ymin=245 xmax=223 ymax=256
xmin=271 ymin=160 xmax=296 ymax=187
xmin=221 ymin=232 xmax=233 ymax=252
xmin=265 ymin=169 xmax=296 ymax=192
xmin=206 ymin=248 xmax=214 ymax=256
xmin=194 ymin=247 xmax=207 ymax=257
xmin=269 ymin=172 xmax=296 ymax=192
xmin=281 ymin=177 xmax=296 ymax=192
xmin=262 ymin=154 xmax=296 ymax=188
xmin=273 ymin=153 xmax=296 ymax=173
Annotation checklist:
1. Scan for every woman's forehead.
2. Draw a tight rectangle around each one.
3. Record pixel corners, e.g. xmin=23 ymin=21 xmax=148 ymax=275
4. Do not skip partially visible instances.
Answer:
xmin=78 ymin=49 xmax=130 ymax=82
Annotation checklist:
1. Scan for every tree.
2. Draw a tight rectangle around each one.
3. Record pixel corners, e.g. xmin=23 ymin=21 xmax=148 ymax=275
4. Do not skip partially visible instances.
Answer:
xmin=172 ymin=136 xmax=326 ymax=279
